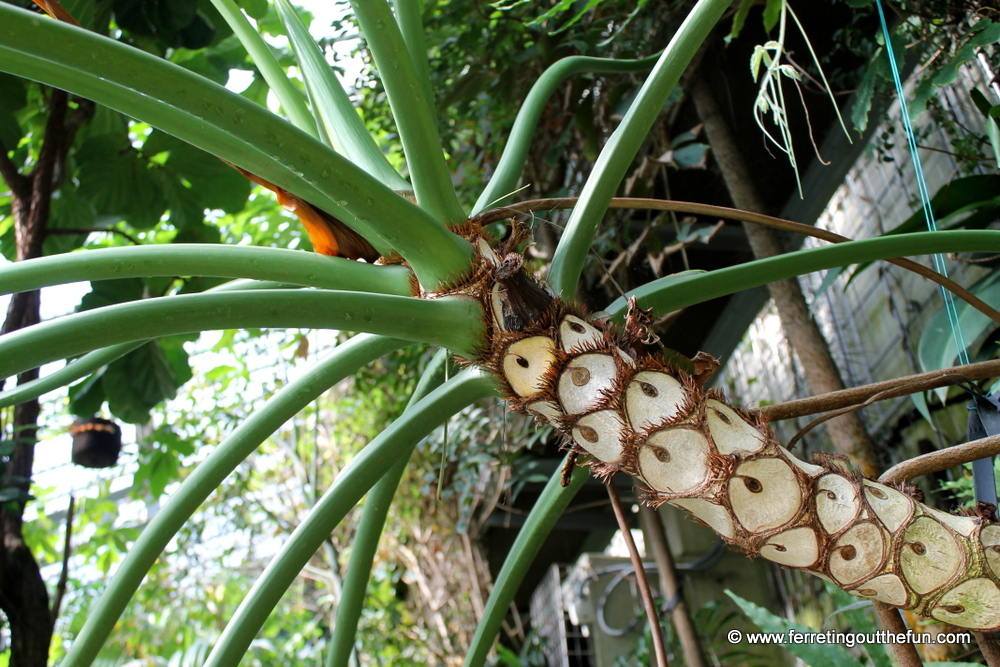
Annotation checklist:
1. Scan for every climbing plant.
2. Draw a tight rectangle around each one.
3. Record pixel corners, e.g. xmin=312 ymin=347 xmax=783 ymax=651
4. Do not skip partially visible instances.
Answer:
xmin=2 ymin=0 xmax=1000 ymax=666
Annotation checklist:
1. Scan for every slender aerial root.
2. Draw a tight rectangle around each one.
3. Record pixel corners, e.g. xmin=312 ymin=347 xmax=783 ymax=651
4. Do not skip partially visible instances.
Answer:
xmin=450 ymin=226 xmax=1000 ymax=631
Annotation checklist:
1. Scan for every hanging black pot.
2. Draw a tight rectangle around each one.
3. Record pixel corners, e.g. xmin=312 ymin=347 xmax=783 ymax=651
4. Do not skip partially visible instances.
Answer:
xmin=70 ymin=417 xmax=122 ymax=469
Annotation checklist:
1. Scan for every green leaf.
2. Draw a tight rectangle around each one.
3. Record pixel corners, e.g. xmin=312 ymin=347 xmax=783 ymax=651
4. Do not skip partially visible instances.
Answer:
xmin=850 ymin=50 xmax=882 ymax=135
xmin=0 ymin=108 xmax=23 ymax=164
xmin=236 ymin=0 xmax=267 ymax=20
xmin=762 ymin=0 xmax=782 ymax=33
xmin=0 ymin=72 xmax=26 ymax=112
xmin=821 ymin=582 xmax=891 ymax=667
xmin=103 ymin=341 xmax=181 ymax=424
xmin=164 ymin=141 xmax=251 ymax=214
xmin=160 ymin=334 xmax=194 ymax=387
xmin=911 ymin=390 xmax=934 ymax=428
xmin=68 ymin=368 xmax=108 ymax=417
xmin=44 ymin=185 xmax=99 ymax=256
xmin=725 ymin=0 xmax=755 ymax=44
xmin=0 ymin=440 xmax=15 ymax=456
xmin=971 ymin=88 xmax=1000 ymax=167
xmin=726 ymin=590 xmax=863 ymax=667
xmin=846 ymin=174 xmax=1000 ymax=283
xmin=77 ymin=278 xmax=145 ymax=312
xmin=76 ymin=135 xmax=168 ymax=230
xmin=114 ymin=0 xmax=217 ymax=50
xmin=162 ymin=173 xmax=207 ymax=231
xmin=909 ymin=20 xmax=1000 ymax=119
xmin=671 ymin=142 xmax=710 ymax=169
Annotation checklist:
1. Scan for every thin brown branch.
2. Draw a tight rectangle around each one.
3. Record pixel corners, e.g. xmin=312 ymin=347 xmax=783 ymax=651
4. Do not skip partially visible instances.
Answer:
xmin=974 ymin=631 xmax=1000 ymax=667
xmin=475 ymin=197 xmax=1000 ymax=327
xmin=46 ymin=227 xmax=142 ymax=245
xmin=873 ymin=602 xmax=924 ymax=667
xmin=640 ymin=505 xmax=707 ymax=667
xmin=606 ymin=479 xmax=669 ymax=667
xmin=754 ymin=359 xmax=1000 ymax=422
xmin=916 ymin=143 xmax=991 ymax=163
xmin=879 ymin=434 xmax=1000 ymax=486
xmin=786 ymin=385 xmax=900 ymax=450
xmin=50 ymin=493 xmax=75 ymax=625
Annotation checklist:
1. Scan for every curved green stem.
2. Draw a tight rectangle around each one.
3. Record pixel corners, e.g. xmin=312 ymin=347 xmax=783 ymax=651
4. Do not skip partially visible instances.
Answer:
xmin=0 ymin=3 xmax=473 ymax=288
xmin=0 ymin=279 xmax=297 ymax=408
xmin=325 ymin=348 xmax=451 ymax=667
xmin=548 ymin=0 xmax=730 ymax=298
xmin=349 ymin=0 xmax=467 ymax=226
xmin=59 ymin=334 xmax=408 ymax=667
xmin=0 ymin=291 xmax=483 ymax=380
xmin=274 ymin=0 xmax=410 ymax=190
xmin=204 ymin=370 xmax=497 ymax=667
xmin=605 ymin=230 xmax=1000 ymax=318
xmin=394 ymin=0 xmax=437 ymax=129
xmin=472 ymin=53 xmax=662 ymax=215
xmin=0 ymin=341 xmax=143 ymax=409
xmin=209 ymin=0 xmax=318 ymax=138
xmin=0 ymin=245 xmax=414 ymax=297
xmin=464 ymin=460 xmax=589 ymax=667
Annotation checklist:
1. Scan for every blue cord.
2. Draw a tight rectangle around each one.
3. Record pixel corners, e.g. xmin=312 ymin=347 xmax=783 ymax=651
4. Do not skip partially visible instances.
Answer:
xmin=875 ymin=0 xmax=971 ymax=367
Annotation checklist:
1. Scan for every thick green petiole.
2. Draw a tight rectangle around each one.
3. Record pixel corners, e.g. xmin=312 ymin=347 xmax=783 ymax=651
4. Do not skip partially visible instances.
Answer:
xmin=349 ymin=0 xmax=467 ymax=226
xmin=606 ymin=230 xmax=1000 ymax=319
xmin=273 ymin=0 xmax=410 ymax=190
xmin=0 ymin=3 xmax=474 ymax=290
xmin=208 ymin=0 xmax=319 ymax=138
xmin=0 ymin=245 xmax=414 ymax=297
xmin=59 ymin=334 xmax=410 ymax=667
xmin=0 ymin=291 xmax=483 ymax=380
xmin=203 ymin=370 xmax=498 ymax=667
xmin=548 ymin=0 xmax=731 ymax=298
xmin=464 ymin=461 xmax=589 ymax=667
xmin=473 ymin=53 xmax=662 ymax=215
xmin=325 ymin=349 xmax=452 ymax=667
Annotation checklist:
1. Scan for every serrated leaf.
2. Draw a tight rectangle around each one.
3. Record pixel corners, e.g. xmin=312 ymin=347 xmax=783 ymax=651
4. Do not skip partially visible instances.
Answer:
xmin=751 ymin=46 xmax=765 ymax=81
xmin=778 ymin=64 xmax=800 ymax=80
xmin=725 ymin=0 xmax=755 ymax=44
